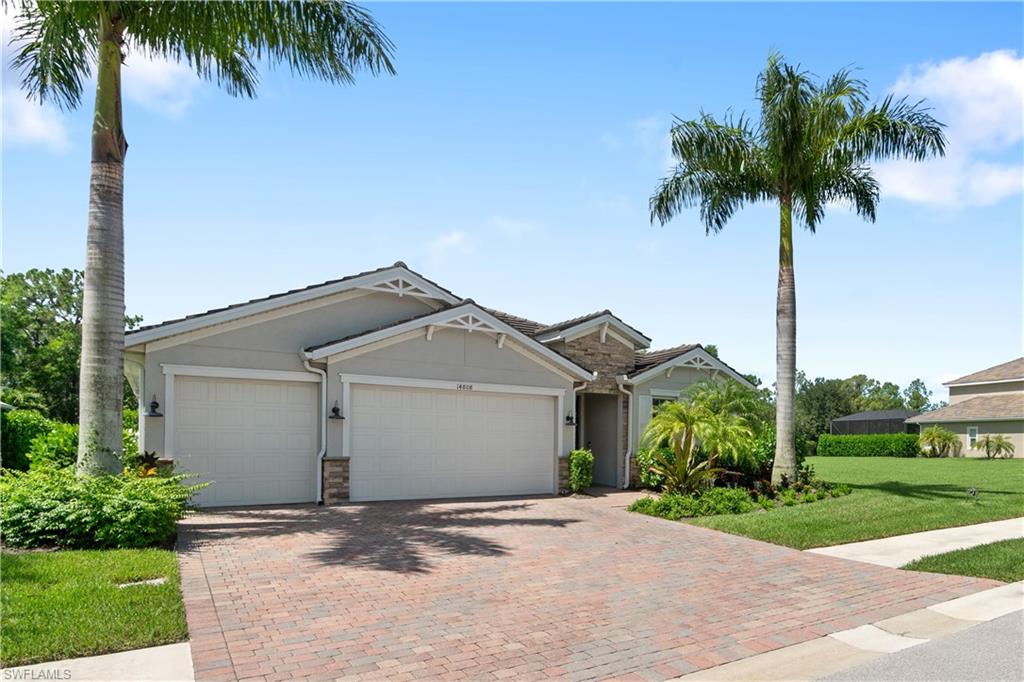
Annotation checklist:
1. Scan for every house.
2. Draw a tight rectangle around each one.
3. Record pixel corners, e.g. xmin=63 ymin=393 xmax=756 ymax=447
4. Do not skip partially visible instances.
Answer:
xmin=906 ymin=358 xmax=1023 ymax=457
xmin=125 ymin=262 xmax=750 ymax=506
xmin=830 ymin=409 xmax=919 ymax=435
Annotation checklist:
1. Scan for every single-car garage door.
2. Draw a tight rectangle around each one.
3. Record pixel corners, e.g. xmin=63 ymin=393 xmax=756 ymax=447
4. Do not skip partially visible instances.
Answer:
xmin=349 ymin=384 xmax=556 ymax=502
xmin=172 ymin=375 xmax=318 ymax=507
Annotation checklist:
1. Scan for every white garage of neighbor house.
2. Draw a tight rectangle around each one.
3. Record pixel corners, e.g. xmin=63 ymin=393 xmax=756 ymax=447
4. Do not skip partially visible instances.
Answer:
xmin=124 ymin=262 xmax=750 ymax=506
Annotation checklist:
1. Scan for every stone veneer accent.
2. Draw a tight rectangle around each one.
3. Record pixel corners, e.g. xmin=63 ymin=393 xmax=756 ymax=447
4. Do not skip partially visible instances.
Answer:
xmin=322 ymin=458 xmax=350 ymax=504
xmin=558 ymin=334 xmax=636 ymax=394
xmin=558 ymin=456 xmax=570 ymax=492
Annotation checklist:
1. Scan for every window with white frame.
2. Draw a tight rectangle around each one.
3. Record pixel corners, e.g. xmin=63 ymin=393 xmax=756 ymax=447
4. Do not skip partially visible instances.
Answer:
xmin=967 ymin=426 xmax=978 ymax=449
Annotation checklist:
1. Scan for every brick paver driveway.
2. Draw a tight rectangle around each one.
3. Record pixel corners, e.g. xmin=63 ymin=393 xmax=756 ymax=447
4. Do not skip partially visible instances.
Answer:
xmin=178 ymin=493 xmax=997 ymax=681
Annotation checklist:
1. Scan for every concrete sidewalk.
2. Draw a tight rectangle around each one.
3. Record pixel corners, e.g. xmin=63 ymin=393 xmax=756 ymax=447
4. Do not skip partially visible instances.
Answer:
xmin=807 ymin=517 xmax=1024 ymax=568
xmin=1 ymin=642 xmax=193 ymax=682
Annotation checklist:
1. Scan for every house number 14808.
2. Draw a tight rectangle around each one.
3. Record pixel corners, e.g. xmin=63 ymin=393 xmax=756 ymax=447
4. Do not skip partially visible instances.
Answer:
xmin=456 ymin=384 xmax=474 ymax=391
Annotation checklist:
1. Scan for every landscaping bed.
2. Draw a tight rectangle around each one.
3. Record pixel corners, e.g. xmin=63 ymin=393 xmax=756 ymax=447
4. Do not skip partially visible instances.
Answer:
xmin=0 ymin=549 xmax=187 ymax=666
xmin=903 ymin=538 xmax=1024 ymax=583
xmin=690 ymin=456 xmax=1024 ymax=549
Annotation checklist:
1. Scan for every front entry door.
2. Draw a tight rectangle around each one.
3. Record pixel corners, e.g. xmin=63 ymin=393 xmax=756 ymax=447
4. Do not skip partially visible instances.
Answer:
xmin=583 ymin=393 xmax=618 ymax=487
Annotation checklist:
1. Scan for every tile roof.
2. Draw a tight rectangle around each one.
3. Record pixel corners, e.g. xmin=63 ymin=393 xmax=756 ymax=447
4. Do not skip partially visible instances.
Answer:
xmin=127 ymin=262 xmax=460 ymax=337
xmin=907 ymin=394 xmax=1024 ymax=423
xmin=631 ymin=344 xmax=700 ymax=374
xmin=535 ymin=309 xmax=652 ymax=343
xmin=945 ymin=358 xmax=1024 ymax=385
xmin=482 ymin=307 xmax=547 ymax=336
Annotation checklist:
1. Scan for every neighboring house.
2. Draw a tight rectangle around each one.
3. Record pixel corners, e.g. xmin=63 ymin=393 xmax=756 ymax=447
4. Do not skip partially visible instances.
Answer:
xmin=124 ymin=262 xmax=750 ymax=506
xmin=906 ymin=358 xmax=1024 ymax=458
xmin=830 ymin=409 xmax=919 ymax=435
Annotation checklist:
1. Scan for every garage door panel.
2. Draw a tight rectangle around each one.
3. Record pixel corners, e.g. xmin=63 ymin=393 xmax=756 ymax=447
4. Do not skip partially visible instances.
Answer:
xmin=349 ymin=384 xmax=555 ymax=502
xmin=173 ymin=375 xmax=316 ymax=507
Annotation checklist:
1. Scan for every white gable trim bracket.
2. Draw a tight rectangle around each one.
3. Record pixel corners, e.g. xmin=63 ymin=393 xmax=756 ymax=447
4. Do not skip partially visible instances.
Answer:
xmin=359 ymin=276 xmax=449 ymax=301
xmin=305 ymin=303 xmax=595 ymax=382
xmin=626 ymin=348 xmax=754 ymax=388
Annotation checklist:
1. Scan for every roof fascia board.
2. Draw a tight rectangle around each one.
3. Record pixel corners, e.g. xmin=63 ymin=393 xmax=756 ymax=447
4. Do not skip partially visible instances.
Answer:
xmin=307 ymin=304 xmax=594 ymax=381
xmin=943 ymin=378 xmax=1024 ymax=388
xmin=628 ymin=348 xmax=754 ymax=388
xmin=138 ymin=288 xmax=372 ymax=353
xmin=908 ymin=416 xmax=1021 ymax=423
xmin=536 ymin=314 xmax=651 ymax=348
xmin=125 ymin=267 xmax=460 ymax=348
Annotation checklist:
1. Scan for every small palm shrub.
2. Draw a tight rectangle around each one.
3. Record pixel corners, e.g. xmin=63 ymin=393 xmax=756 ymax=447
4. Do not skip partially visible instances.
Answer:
xmin=0 ymin=466 xmax=207 ymax=549
xmin=974 ymin=435 xmax=1015 ymax=459
xmin=568 ymin=449 xmax=594 ymax=492
xmin=919 ymin=426 xmax=961 ymax=458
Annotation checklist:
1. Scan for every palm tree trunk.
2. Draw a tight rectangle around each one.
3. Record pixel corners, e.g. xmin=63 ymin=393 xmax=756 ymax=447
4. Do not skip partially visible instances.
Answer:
xmin=772 ymin=195 xmax=797 ymax=485
xmin=77 ymin=11 xmax=127 ymax=476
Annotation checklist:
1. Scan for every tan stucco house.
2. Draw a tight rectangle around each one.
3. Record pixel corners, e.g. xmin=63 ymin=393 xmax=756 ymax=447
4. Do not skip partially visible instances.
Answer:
xmin=906 ymin=358 xmax=1024 ymax=457
xmin=124 ymin=262 xmax=749 ymax=506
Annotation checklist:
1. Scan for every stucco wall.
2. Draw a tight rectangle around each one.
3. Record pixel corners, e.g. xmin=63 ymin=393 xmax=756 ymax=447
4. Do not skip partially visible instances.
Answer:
xmin=926 ymin=420 xmax=1024 ymax=458
xmin=948 ymin=382 xmax=1024 ymax=404
xmin=325 ymin=327 xmax=574 ymax=459
xmin=137 ymin=291 xmax=433 ymax=454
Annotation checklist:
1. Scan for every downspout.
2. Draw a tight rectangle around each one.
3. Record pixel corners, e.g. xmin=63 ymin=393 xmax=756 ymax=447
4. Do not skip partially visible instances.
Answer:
xmin=618 ymin=378 xmax=633 ymax=489
xmin=301 ymin=356 xmax=328 ymax=505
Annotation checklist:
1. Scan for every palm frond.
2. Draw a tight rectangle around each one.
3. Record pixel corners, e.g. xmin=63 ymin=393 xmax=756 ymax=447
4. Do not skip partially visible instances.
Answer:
xmin=838 ymin=95 xmax=946 ymax=163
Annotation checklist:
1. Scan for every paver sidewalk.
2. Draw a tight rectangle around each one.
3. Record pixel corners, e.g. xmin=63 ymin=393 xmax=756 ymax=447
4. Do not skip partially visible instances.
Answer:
xmin=807 ymin=517 xmax=1024 ymax=568
xmin=177 ymin=494 xmax=998 ymax=681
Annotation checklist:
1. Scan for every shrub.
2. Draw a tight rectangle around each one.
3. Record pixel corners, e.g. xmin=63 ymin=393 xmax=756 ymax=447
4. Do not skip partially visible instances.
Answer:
xmin=635 ymin=447 xmax=671 ymax=489
xmin=817 ymin=433 xmax=920 ymax=458
xmin=568 ymin=449 xmax=594 ymax=493
xmin=1 ymin=410 xmax=52 ymax=471
xmin=628 ymin=493 xmax=700 ymax=520
xmin=27 ymin=421 xmax=79 ymax=469
xmin=974 ymin=434 xmax=1015 ymax=459
xmin=919 ymin=426 xmax=961 ymax=458
xmin=696 ymin=487 xmax=754 ymax=515
xmin=0 ymin=466 xmax=206 ymax=549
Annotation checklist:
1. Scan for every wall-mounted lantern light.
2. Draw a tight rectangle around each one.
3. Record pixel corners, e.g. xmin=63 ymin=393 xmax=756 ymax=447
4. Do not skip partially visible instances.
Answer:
xmin=329 ymin=401 xmax=345 ymax=420
xmin=144 ymin=395 xmax=163 ymax=417
xmin=565 ymin=413 xmax=577 ymax=426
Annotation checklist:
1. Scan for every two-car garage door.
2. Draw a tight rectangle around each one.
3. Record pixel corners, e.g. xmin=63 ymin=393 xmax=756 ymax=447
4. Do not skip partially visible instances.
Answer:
xmin=172 ymin=374 xmax=557 ymax=506
xmin=348 ymin=385 xmax=556 ymax=502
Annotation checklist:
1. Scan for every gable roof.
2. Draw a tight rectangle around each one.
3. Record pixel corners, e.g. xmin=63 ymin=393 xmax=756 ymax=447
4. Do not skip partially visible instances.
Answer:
xmin=907 ymin=394 xmax=1024 ymax=423
xmin=303 ymin=301 xmax=594 ymax=381
xmin=627 ymin=344 xmax=753 ymax=388
xmin=832 ymin=409 xmax=919 ymax=422
xmin=482 ymin=307 xmax=547 ymax=336
xmin=632 ymin=344 xmax=700 ymax=374
xmin=945 ymin=358 xmax=1024 ymax=386
xmin=533 ymin=310 xmax=652 ymax=348
xmin=125 ymin=262 xmax=460 ymax=347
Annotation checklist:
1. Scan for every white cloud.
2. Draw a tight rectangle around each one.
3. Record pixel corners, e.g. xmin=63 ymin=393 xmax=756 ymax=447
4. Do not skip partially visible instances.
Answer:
xmin=2 ymin=87 xmax=70 ymax=151
xmin=427 ymin=229 xmax=472 ymax=261
xmin=877 ymin=50 xmax=1024 ymax=208
xmin=491 ymin=216 xmax=541 ymax=238
xmin=122 ymin=53 xmax=200 ymax=118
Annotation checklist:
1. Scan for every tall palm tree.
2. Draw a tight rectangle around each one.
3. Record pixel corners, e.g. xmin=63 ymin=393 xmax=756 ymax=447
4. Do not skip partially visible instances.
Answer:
xmin=650 ymin=53 xmax=945 ymax=484
xmin=8 ymin=1 xmax=395 ymax=474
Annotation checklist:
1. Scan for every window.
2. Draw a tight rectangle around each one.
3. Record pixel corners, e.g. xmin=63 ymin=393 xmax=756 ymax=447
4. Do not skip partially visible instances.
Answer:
xmin=967 ymin=426 xmax=978 ymax=449
xmin=651 ymin=396 xmax=676 ymax=415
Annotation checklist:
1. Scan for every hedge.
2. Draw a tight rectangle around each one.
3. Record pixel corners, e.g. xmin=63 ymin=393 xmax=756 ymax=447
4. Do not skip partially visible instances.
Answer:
xmin=816 ymin=433 xmax=920 ymax=458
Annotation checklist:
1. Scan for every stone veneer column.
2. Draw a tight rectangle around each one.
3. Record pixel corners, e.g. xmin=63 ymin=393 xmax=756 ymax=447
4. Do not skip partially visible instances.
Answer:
xmin=558 ymin=456 xmax=570 ymax=493
xmin=322 ymin=458 xmax=350 ymax=504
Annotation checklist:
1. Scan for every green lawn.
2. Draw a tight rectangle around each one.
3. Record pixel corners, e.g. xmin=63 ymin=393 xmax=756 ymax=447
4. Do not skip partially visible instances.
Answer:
xmin=691 ymin=457 xmax=1024 ymax=549
xmin=903 ymin=538 xmax=1024 ymax=583
xmin=0 ymin=549 xmax=187 ymax=667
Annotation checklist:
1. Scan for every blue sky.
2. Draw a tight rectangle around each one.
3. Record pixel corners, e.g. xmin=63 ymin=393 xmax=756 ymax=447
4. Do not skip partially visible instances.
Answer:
xmin=3 ymin=2 xmax=1022 ymax=400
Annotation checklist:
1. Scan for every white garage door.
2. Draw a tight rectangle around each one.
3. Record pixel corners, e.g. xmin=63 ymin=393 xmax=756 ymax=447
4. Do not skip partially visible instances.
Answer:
xmin=349 ymin=385 xmax=556 ymax=502
xmin=172 ymin=375 xmax=318 ymax=507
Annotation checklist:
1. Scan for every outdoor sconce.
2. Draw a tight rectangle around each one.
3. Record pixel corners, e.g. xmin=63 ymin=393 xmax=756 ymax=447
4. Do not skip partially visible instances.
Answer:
xmin=144 ymin=395 xmax=163 ymax=418
xmin=565 ymin=413 xmax=577 ymax=426
xmin=328 ymin=401 xmax=345 ymax=420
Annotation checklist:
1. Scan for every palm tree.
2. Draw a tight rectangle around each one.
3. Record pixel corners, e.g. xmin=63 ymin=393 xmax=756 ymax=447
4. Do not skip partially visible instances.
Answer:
xmin=8 ymin=1 xmax=395 ymax=474
xmin=650 ymin=53 xmax=945 ymax=484
xmin=974 ymin=434 xmax=1015 ymax=459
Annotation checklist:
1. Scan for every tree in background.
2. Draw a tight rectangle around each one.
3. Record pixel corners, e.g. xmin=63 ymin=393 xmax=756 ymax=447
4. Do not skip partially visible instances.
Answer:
xmin=902 ymin=379 xmax=934 ymax=412
xmin=703 ymin=344 xmax=719 ymax=358
xmin=795 ymin=374 xmax=855 ymax=441
xmin=1 ymin=269 xmax=141 ymax=422
xmin=9 ymin=1 xmax=395 ymax=474
xmin=650 ymin=52 xmax=945 ymax=483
